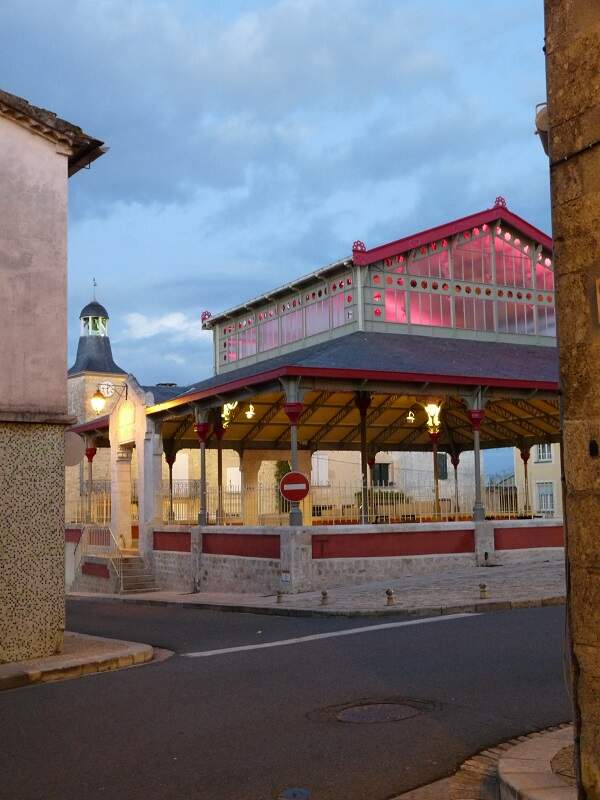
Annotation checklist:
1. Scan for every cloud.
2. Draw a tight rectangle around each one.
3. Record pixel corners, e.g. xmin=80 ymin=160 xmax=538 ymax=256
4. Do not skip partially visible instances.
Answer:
xmin=120 ymin=311 xmax=208 ymax=342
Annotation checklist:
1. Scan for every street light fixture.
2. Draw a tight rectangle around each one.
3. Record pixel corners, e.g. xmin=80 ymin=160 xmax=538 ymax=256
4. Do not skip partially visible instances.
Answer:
xmin=90 ymin=381 xmax=127 ymax=415
xmin=423 ymin=401 xmax=442 ymax=435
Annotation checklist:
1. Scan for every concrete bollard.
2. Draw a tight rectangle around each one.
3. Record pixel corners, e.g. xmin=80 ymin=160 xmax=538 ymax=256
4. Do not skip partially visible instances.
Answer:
xmin=479 ymin=583 xmax=489 ymax=600
xmin=386 ymin=588 xmax=395 ymax=606
xmin=320 ymin=590 xmax=329 ymax=606
xmin=276 ymin=590 xmax=283 ymax=604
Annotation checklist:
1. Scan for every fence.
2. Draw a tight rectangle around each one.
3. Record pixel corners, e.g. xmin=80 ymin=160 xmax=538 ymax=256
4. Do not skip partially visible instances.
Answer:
xmin=66 ymin=474 xmax=557 ymax=526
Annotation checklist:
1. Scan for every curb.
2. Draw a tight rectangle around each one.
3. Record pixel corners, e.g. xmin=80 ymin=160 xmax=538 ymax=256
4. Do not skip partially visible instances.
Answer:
xmin=498 ymin=725 xmax=575 ymax=800
xmin=68 ymin=593 xmax=565 ymax=619
xmin=0 ymin=634 xmax=154 ymax=691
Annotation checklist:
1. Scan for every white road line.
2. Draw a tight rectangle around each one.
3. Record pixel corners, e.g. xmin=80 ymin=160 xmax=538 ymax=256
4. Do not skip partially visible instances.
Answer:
xmin=182 ymin=612 xmax=479 ymax=658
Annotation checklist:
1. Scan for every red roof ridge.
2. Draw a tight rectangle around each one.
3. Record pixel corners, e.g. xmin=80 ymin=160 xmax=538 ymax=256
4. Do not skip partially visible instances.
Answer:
xmin=353 ymin=204 xmax=552 ymax=266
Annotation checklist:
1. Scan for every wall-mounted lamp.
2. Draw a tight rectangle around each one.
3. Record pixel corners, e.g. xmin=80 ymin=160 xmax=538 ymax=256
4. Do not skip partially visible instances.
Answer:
xmin=245 ymin=403 xmax=255 ymax=420
xmin=535 ymin=102 xmax=549 ymax=156
xmin=90 ymin=381 xmax=127 ymax=415
xmin=406 ymin=410 xmax=415 ymax=424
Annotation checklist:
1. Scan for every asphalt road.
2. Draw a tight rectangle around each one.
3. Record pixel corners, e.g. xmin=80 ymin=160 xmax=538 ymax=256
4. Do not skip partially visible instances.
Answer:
xmin=0 ymin=601 xmax=571 ymax=800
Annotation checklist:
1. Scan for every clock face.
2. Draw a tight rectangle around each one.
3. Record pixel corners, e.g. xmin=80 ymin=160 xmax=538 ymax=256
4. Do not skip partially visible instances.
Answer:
xmin=99 ymin=381 xmax=115 ymax=397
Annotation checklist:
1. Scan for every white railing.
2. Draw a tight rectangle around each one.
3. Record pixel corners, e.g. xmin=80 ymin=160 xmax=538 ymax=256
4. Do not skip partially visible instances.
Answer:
xmin=76 ymin=524 xmax=124 ymax=590
xmin=67 ymin=475 xmax=557 ymax=528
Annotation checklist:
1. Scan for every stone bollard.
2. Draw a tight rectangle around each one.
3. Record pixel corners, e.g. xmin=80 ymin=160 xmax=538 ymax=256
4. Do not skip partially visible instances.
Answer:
xmin=386 ymin=588 xmax=395 ymax=606
xmin=276 ymin=590 xmax=283 ymax=604
xmin=320 ymin=590 xmax=329 ymax=606
xmin=479 ymin=582 xmax=489 ymax=600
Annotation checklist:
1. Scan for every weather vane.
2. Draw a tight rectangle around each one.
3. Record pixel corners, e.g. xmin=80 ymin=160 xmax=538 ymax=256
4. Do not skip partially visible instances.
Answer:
xmin=92 ymin=277 xmax=97 ymax=300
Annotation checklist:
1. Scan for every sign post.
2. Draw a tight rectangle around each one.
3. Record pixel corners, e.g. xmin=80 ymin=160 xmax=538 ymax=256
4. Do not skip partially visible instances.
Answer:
xmin=279 ymin=471 xmax=310 ymax=526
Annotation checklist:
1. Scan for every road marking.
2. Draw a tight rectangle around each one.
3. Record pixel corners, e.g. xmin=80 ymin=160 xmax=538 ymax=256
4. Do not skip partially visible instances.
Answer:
xmin=182 ymin=612 xmax=479 ymax=658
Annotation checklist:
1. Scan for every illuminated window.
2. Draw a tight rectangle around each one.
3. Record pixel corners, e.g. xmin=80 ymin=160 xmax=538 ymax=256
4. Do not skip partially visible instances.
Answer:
xmin=259 ymin=318 xmax=278 ymax=351
xmin=385 ymin=289 xmax=407 ymax=323
xmin=305 ymin=299 xmax=329 ymax=336
xmin=410 ymin=292 xmax=451 ymax=327
xmin=455 ymin=297 xmax=494 ymax=332
xmin=453 ymin=233 xmax=493 ymax=283
xmin=495 ymin=237 xmax=532 ymax=288
xmin=281 ymin=309 xmax=303 ymax=345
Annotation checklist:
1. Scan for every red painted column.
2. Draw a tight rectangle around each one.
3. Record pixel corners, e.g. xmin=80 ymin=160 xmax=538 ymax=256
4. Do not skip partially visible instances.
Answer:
xmin=450 ymin=452 xmax=461 ymax=516
xmin=85 ymin=446 xmax=97 ymax=523
xmin=467 ymin=408 xmax=486 ymax=521
xmin=519 ymin=445 xmax=531 ymax=517
xmin=355 ymin=392 xmax=372 ymax=524
xmin=163 ymin=443 xmax=177 ymax=523
xmin=429 ymin=431 xmax=441 ymax=517
xmin=214 ymin=419 xmax=225 ymax=524
xmin=284 ymin=401 xmax=304 ymax=525
xmin=194 ymin=421 xmax=211 ymax=525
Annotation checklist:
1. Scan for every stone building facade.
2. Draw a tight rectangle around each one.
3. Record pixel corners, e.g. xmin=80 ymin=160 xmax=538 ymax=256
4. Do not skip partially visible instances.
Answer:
xmin=0 ymin=89 xmax=104 ymax=663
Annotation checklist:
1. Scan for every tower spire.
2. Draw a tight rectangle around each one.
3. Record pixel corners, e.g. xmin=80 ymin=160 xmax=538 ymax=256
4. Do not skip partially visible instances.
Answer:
xmin=92 ymin=277 xmax=97 ymax=300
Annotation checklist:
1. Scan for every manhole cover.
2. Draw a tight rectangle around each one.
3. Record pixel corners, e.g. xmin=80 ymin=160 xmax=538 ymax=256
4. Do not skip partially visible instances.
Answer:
xmin=307 ymin=696 xmax=438 ymax=724
xmin=337 ymin=702 xmax=421 ymax=724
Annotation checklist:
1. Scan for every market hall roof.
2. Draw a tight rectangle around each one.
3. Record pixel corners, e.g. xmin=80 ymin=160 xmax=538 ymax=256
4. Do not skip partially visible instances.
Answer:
xmin=0 ymin=89 xmax=106 ymax=176
xmin=147 ymin=331 xmax=559 ymax=417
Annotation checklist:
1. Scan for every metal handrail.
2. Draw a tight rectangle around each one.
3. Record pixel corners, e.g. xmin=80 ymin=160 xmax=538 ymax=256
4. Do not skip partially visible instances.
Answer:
xmin=79 ymin=523 xmax=124 ymax=591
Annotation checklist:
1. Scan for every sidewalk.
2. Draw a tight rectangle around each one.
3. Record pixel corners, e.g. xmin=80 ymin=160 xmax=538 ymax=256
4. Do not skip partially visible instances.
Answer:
xmin=393 ymin=724 xmax=574 ymax=800
xmin=70 ymin=560 xmax=565 ymax=618
xmin=0 ymin=632 xmax=154 ymax=690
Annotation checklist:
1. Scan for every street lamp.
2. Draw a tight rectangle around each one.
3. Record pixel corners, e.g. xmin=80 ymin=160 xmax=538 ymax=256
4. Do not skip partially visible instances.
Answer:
xmin=90 ymin=381 xmax=127 ymax=415
xmin=90 ymin=389 xmax=107 ymax=414
xmin=423 ymin=401 xmax=442 ymax=435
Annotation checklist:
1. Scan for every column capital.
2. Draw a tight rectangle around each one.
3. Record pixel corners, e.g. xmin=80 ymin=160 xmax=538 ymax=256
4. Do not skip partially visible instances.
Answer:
xmin=85 ymin=446 xmax=97 ymax=463
xmin=519 ymin=445 xmax=531 ymax=464
xmin=284 ymin=401 xmax=303 ymax=426
xmin=354 ymin=391 xmax=372 ymax=414
xmin=467 ymin=409 xmax=486 ymax=432
xmin=450 ymin=452 xmax=460 ymax=469
xmin=193 ymin=422 xmax=212 ymax=443
xmin=428 ymin=431 xmax=441 ymax=443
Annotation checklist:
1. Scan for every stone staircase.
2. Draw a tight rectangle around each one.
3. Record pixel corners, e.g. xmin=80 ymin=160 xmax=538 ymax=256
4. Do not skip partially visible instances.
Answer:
xmin=120 ymin=554 xmax=158 ymax=593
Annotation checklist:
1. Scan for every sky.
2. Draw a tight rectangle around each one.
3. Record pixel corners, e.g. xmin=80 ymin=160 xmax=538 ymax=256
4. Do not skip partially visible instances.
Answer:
xmin=1 ymin=0 xmax=549 ymax=474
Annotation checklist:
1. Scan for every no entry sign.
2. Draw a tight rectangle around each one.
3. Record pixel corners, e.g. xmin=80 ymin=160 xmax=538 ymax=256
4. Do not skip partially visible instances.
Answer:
xmin=279 ymin=471 xmax=310 ymax=502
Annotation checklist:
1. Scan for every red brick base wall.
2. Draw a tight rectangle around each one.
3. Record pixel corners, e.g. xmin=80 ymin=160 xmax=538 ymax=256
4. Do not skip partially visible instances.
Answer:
xmin=312 ymin=530 xmax=475 ymax=559
xmin=494 ymin=525 xmax=564 ymax=550
xmin=81 ymin=561 xmax=109 ymax=579
xmin=202 ymin=533 xmax=280 ymax=559
xmin=153 ymin=531 xmax=191 ymax=552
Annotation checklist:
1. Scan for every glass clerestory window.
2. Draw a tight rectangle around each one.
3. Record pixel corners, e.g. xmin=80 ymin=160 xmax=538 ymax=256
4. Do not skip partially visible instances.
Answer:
xmin=221 ymin=273 xmax=355 ymax=364
xmin=370 ymin=224 xmax=555 ymax=338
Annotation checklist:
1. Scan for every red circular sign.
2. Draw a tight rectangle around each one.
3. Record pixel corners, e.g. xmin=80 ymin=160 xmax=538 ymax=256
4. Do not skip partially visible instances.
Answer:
xmin=279 ymin=471 xmax=310 ymax=502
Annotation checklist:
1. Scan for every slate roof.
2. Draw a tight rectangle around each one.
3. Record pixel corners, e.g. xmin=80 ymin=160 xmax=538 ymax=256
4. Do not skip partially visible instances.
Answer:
xmin=151 ymin=331 xmax=559 ymax=412
xmin=142 ymin=384 xmax=192 ymax=404
xmin=68 ymin=336 xmax=126 ymax=376
xmin=80 ymin=301 xmax=109 ymax=318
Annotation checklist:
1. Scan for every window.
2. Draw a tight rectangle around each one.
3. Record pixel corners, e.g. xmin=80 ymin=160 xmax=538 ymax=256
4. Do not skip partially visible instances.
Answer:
xmin=535 ymin=443 xmax=552 ymax=462
xmin=373 ymin=462 xmax=390 ymax=486
xmin=536 ymin=481 xmax=554 ymax=514
xmin=436 ymin=452 xmax=448 ymax=480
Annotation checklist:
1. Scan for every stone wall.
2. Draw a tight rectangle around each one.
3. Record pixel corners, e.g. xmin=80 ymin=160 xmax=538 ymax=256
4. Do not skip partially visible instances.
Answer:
xmin=198 ymin=555 xmax=282 ymax=593
xmin=309 ymin=553 xmax=476 ymax=590
xmin=0 ymin=423 xmax=65 ymax=663
xmin=71 ymin=556 xmax=120 ymax=594
xmin=151 ymin=551 xmax=195 ymax=592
